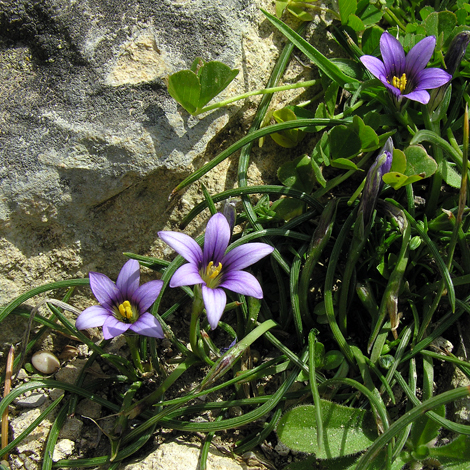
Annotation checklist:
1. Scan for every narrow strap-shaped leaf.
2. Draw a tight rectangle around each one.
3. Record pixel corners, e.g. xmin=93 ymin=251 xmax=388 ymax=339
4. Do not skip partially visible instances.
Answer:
xmin=171 ymin=118 xmax=344 ymax=195
xmin=262 ymin=9 xmax=359 ymax=88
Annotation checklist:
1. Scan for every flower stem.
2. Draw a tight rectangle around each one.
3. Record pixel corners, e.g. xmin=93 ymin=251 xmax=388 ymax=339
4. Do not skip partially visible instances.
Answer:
xmin=125 ymin=336 xmax=144 ymax=374
xmin=189 ymin=285 xmax=205 ymax=358
xmin=194 ymin=79 xmax=319 ymax=115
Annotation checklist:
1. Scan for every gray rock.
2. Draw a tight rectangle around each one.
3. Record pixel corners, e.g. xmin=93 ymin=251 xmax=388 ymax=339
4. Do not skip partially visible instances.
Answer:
xmin=0 ymin=0 xmax=287 ymax=306
xmin=14 ymin=392 xmax=47 ymax=408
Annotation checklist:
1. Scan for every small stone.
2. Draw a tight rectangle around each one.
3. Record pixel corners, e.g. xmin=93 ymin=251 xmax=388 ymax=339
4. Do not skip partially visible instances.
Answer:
xmin=16 ymin=369 xmax=29 ymax=380
xmin=14 ymin=393 xmax=47 ymax=409
xmin=59 ymin=417 xmax=83 ymax=440
xmin=52 ymin=439 xmax=75 ymax=462
xmin=31 ymin=351 xmax=60 ymax=374
xmin=76 ymin=398 xmax=102 ymax=419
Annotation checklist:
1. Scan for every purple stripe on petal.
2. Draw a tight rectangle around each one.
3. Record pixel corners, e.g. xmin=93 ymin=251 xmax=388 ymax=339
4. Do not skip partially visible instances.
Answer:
xmin=360 ymin=55 xmax=387 ymax=80
xmin=402 ymin=89 xmax=430 ymax=104
xmin=219 ymin=270 xmax=263 ymax=299
xmin=102 ymin=316 xmax=131 ymax=340
xmin=89 ymin=272 xmax=121 ymax=307
xmin=133 ymin=280 xmax=163 ymax=314
xmin=405 ymin=36 xmax=436 ymax=77
xmin=222 ymin=243 xmax=274 ymax=272
xmin=202 ymin=286 xmax=226 ymax=330
xmin=170 ymin=263 xmax=204 ymax=288
xmin=116 ymin=259 xmax=140 ymax=299
xmin=203 ymin=213 xmax=231 ymax=265
xmin=380 ymin=32 xmax=405 ymax=77
xmin=414 ymin=68 xmax=452 ymax=90
xmin=130 ymin=313 xmax=164 ymax=338
xmin=158 ymin=230 xmax=203 ymax=265
xmin=75 ymin=305 xmax=111 ymax=330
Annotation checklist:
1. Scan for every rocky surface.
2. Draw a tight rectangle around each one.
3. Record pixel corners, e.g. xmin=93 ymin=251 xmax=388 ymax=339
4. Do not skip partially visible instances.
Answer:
xmin=0 ymin=1 xmax=336 ymax=468
xmin=0 ymin=0 xmax=299 ymax=307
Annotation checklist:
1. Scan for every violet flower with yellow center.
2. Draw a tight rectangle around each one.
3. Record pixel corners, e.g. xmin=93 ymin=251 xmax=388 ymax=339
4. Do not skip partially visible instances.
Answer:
xmin=360 ymin=32 xmax=451 ymax=105
xmin=76 ymin=259 xmax=164 ymax=340
xmin=158 ymin=212 xmax=274 ymax=330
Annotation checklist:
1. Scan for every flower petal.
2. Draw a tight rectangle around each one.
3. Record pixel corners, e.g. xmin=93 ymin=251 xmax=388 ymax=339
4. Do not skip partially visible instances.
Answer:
xmin=405 ymin=35 xmax=436 ymax=77
xmin=130 ymin=313 xmax=164 ymax=338
xmin=222 ymin=243 xmax=274 ymax=272
xmin=383 ymin=81 xmax=402 ymax=97
xmin=203 ymin=213 xmax=231 ymax=265
xmin=133 ymin=280 xmax=163 ymax=313
xmin=414 ymin=68 xmax=452 ymax=90
xmin=89 ymin=272 xmax=121 ymax=307
xmin=219 ymin=270 xmax=263 ymax=299
xmin=380 ymin=32 xmax=405 ymax=78
xmin=102 ymin=316 xmax=131 ymax=339
xmin=170 ymin=263 xmax=204 ymax=288
xmin=202 ymin=286 xmax=226 ymax=330
xmin=75 ymin=305 xmax=111 ymax=330
xmin=360 ymin=55 xmax=387 ymax=81
xmin=402 ymin=89 xmax=430 ymax=104
xmin=116 ymin=259 xmax=140 ymax=299
xmin=158 ymin=230 xmax=203 ymax=265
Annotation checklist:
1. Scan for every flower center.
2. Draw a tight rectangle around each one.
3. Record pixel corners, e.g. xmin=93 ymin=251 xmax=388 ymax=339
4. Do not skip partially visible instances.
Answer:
xmin=392 ymin=73 xmax=407 ymax=93
xmin=118 ymin=300 xmax=137 ymax=323
xmin=201 ymin=261 xmax=223 ymax=288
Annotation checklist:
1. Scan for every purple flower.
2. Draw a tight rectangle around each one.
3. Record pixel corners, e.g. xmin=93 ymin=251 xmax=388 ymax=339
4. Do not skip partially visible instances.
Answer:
xmin=76 ymin=259 xmax=164 ymax=340
xmin=360 ymin=32 xmax=451 ymax=105
xmin=158 ymin=213 xmax=274 ymax=329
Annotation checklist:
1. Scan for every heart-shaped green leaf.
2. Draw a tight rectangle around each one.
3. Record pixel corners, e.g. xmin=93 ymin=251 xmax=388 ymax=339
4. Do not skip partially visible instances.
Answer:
xmin=329 ymin=125 xmax=362 ymax=160
xmin=198 ymin=61 xmax=239 ymax=108
xmin=338 ymin=0 xmax=357 ymax=25
xmin=383 ymin=146 xmax=437 ymax=189
xmin=167 ymin=59 xmax=238 ymax=114
xmin=277 ymin=154 xmax=315 ymax=192
xmin=271 ymin=108 xmax=306 ymax=148
xmin=403 ymin=145 xmax=437 ymax=177
xmin=352 ymin=116 xmax=379 ymax=151
xmin=167 ymin=70 xmax=200 ymax=114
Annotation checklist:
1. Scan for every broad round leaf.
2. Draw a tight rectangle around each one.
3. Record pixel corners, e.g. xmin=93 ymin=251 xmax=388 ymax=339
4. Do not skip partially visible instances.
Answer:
xmin=277 ymin=401 xmax=378 ymax=458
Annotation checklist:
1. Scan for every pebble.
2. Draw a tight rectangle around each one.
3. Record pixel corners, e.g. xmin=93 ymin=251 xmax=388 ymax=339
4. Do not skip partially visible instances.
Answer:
xmin=31 ymin=351 xmax=60 ymax=374
xmin=52 ymin=439 xmax=75 ymax=462
xmin=14 ymin=393 xmax=47 ymax=409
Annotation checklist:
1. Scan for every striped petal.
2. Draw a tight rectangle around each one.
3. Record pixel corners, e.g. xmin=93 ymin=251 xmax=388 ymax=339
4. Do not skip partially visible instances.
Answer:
xmin=102 ymin=316 xmax=131 ymax=339
xmin=133 ymin=280 xmax=163 ymax=313
xmin=89 ymin=272 xmax=121 ymax=307
xmin=158 ymin=230 xmax=203 ymax=265
xmin=116 ymin=259 xmax=140 ymax=299
xmin=130 ymin=313 xmax=164 ymax=338
xmin=380 ymin=32 xmax=405 ymax=78
xmin=405 ymin=35 xmax=436 ymax=77
xmin=360 ymin=55 xmax=387 ymax=81
xmin=202 ymin=286 xmax=227 ymax=330
xmin=170 ymin=263 xmax=204 ymax=288
xmin=203 ymin=213 xmax=231 ymax=265
xmin=75 ymin=305 xmax=111 ymax=330
xmin=219 ymin=270 xmax=263 ymax=299
xmin=414 ymin=68 xmax=452 ymax=90
xmin=222 ymin=243 xmax=274 ymax=272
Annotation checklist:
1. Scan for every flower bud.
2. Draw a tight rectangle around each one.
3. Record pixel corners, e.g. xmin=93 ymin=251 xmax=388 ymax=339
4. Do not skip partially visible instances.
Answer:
xmin=358 ymin=137 xmax=394 ymax=227
xmin=429 ymin=31 xmax=470 ymax=111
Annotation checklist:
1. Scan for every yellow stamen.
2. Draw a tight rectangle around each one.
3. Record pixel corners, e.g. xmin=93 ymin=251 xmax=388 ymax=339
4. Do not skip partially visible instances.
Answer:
xmin=118 ymin=300 xmax=133 ymax=320
xmin=206 ymin=261 xmax=223 ymax=279
xmin=392 ymin=73 xmax=407 ymax=92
